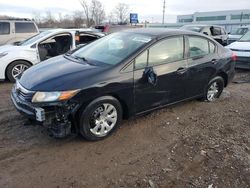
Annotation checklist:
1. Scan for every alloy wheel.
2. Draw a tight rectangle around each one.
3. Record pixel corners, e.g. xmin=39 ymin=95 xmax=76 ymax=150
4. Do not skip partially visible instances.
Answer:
xmin=90 ymin=103 xmax=118 ymax=137
xmin=11 ymin=64 xmax=29 ymax=79
xmin=207 ymin=82 xmax=219 ymax=101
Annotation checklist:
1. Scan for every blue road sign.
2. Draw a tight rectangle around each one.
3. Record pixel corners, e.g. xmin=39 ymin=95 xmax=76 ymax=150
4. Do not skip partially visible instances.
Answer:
xmin=130 ymin=13 xmax=138 ymax=24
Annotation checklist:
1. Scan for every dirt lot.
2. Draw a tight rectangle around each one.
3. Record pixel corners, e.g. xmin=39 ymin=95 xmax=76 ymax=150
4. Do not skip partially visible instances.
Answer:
xmin=0 ymin=70 xmax=249 ymax=188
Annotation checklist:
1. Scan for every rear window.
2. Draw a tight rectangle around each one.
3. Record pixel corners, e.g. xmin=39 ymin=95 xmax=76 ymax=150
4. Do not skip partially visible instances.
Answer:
xmin=15 ymin=22 xmax=37 ymax=33
xmin=0 ymin=22 xmax=10 ymax=35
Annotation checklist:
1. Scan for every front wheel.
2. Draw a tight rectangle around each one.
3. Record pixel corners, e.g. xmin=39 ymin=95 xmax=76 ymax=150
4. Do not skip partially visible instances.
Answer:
xmin=79 ymin=96 xmax=123 ymax=141
xmin=6 ymin=61 xmax=31 ymax=82
xmin=204 ymin=76 xmax=224 ymax=102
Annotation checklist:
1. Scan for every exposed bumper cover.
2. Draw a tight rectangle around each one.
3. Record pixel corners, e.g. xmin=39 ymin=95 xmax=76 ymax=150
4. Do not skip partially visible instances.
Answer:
xmin=11 ymin=88 xmax=45 ymax=122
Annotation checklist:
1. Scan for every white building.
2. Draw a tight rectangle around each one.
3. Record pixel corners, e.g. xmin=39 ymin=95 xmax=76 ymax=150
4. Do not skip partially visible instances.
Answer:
xmin=177 ymin=9 xmax=250 ymax=32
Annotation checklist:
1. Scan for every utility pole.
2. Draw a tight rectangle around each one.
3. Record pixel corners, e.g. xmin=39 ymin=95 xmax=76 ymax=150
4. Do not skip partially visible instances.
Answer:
xmin=162 ymin=0 xmax=166 ymax=25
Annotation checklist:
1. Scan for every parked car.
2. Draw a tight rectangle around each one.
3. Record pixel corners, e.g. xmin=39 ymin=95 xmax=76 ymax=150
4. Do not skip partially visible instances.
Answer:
xmin=11 ymin=28 xmax=235 ymax=140
xmin=226 ymin=31 xmax=250 ymax=69
xmin=0 ymin=29 xmax=104 ymax=82
xmin=228 ymin=26 xmax=250 ymax=44
xmin=0 ymin=19 xmax=39 ymax=46
xmin=181 ymin=25 xmax=228 ymax=46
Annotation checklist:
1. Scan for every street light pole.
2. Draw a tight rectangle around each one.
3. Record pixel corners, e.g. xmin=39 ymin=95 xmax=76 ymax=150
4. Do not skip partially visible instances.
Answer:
xmin=162 ymin=0 xmax=166 ymax=25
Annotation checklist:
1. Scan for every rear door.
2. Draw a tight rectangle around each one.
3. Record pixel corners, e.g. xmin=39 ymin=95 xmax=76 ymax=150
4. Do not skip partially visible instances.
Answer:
xmin=185 ymin=36 xmax=219 ymax=98
xmin=0 ymin=21 xmax=11 ymax=45
xmin=134 ymin=36 xmax=189 ymax=113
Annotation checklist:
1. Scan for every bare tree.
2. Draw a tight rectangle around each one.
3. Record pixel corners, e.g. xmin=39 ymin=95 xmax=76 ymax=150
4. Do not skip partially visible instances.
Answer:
xmin=114 ymin=3 xmax=129 ymax=24
xmin=80 ymin=0 xmax=105 ymax=26
xmin=91 ymin=0 xmax=105 ymax=25
xmin=72 ymin=11 xmax=85 ymax=28
xmin=79 ymin=0 xmax=91 ymax=27
xmin=32 ymin=12 xmax=42 ymax=24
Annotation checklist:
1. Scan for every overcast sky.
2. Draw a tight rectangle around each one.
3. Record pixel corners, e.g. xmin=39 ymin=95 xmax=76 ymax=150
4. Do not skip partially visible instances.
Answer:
xmin=0 ymin=0 xmax=250 ymax=23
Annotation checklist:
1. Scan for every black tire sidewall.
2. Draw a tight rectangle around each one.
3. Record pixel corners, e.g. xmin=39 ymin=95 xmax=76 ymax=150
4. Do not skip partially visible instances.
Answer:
xmin=7 ymin=61 xmax=31 ymax=82
xmin=205 ymin=76 xmax=224 ymax=102
xmin=79 ymin=96 xmax=123 ymax=141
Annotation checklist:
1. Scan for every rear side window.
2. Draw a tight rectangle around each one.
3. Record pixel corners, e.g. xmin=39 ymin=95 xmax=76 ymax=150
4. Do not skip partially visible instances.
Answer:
xmin=0 ymin=22 xmax=10 ymax=35
xmin=209 ymin=41 xmax=216 ymax=53
xmin=15 ymin=22 xmax=37 ymax=33
xmin=148 ymin=37 xmax=184 ymax=66
xmin=188 ymin=37 xmax=209 ymax=58
xmin=79 ymin=34 xmax=98 ymax=44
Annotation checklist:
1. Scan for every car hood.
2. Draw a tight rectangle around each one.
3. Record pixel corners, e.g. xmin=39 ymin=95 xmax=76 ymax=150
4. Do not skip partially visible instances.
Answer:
xmin=0 ymin=44 xmax=28 ymax=53
xmin=19 ymin=55 xmax=108 ymax=91
xmin=227 ymin=41 xmax=250 ymax=50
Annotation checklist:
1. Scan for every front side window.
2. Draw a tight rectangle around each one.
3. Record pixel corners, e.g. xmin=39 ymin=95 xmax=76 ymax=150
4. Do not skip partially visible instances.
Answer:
xmin=148 ymin=37 xmax=184 ymax=66
xmin=0 ymin=22 xmax=10 ymax=35
xmin=15 ymin=22 xmax=37 ymax=33
xmin=189 ymin=37 xmax=209 ymax=58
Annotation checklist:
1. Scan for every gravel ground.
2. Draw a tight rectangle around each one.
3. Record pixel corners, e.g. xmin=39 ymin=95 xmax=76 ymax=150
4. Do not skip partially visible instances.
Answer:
xmin=0 ymin=70 xmax=249 ymax=188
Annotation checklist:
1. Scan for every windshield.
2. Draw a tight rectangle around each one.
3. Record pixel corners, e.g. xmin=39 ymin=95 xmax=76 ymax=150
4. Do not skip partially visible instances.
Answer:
xmin=239 ymin=31 xmax=250 ymax=42
xmin=181 ymin=26 xmax=204 ymax=32
xmin=72 ymin=32 xmax=152 ymax=65
xmin=18 ymin=31 xmax=52 ymax=46
xmin=232 ymin=28 xmax=249 ymax=35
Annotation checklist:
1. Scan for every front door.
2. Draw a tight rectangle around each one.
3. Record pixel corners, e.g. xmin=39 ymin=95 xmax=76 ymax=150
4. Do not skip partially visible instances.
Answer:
xmin=134 ymin=36 xmax=189 ymax=113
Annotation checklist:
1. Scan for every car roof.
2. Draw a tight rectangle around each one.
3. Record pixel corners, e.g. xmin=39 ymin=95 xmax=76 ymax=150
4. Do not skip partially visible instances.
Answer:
xmin=122 ymin=28 xmax=205 ymax=38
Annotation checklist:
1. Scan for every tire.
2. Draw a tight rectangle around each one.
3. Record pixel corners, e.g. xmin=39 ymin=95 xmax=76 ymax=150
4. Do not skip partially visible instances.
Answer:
xmin=203 ymin=76 xmax=224 ymax=102
xmin=79 ymin=96 xmax=123 ymax=141
xmin=6 ymin=61 xmax=31 ymax=82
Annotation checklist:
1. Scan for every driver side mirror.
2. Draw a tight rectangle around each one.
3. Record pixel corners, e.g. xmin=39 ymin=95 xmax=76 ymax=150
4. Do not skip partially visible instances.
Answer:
xmin=144 ymin=67 xmax=157 ymax=86
xmin=203 ymin=32 xmax=209 ymax=36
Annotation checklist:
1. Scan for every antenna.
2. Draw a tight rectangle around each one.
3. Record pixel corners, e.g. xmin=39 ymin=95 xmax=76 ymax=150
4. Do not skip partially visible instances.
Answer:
xmin=162 ymin=0 xmax=166 ymax=24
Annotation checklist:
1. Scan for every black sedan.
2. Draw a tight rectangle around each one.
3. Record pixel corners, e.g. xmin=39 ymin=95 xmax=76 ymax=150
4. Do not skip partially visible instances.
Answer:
xmin=11 ymin=28 xmax=235 ymax=140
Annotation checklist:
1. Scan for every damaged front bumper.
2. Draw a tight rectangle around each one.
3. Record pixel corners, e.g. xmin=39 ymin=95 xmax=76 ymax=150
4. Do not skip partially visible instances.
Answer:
xmin=11 ymin=86 xmax=80 ymax=138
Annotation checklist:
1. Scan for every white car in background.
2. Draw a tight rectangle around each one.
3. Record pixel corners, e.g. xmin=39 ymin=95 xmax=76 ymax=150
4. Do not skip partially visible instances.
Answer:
xmin=226 ymin=31 xmax=250 ymax=69
xmin=0 ymin=29 xmax=104 ymax=82
xmin=228 ymin=26 xmax=250 ymax=44
xmin=0 ymin=19 xmax=39 ymax=46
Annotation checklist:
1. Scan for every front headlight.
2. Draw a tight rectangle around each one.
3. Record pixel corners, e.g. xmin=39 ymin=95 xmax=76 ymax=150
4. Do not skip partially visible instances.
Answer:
xmin=32 ymin=90 xmax=80 ymax=103
xmin=0 ymin=52 xmax=8 ymax=58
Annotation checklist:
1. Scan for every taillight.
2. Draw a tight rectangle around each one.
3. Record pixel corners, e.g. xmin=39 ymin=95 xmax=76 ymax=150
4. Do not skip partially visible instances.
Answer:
xmin=231 ymin=52 xmax=237 ymax=61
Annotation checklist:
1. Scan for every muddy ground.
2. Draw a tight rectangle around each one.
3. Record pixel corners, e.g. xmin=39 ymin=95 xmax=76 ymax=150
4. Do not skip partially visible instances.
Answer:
xmin=0 ymin=70 xmax=249 ymax=188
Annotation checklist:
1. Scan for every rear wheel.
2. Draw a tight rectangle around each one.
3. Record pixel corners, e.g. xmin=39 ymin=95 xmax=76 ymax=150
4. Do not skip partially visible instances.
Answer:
xmin=204 ymin=76 xmax=224 ymax=102
xmin=6 ymin=61 xmax=31 ymax=82
xmin=79 ymin=96 xmax=122 ymax=141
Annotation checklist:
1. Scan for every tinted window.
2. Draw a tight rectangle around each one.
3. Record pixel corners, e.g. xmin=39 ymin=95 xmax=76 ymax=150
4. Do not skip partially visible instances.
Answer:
xmin=209 ymin=42 xmax=216 ymax=53
xmin=0 ymin=22 xmax=10 ymax=35
xmin=15 ymin=22 xmax=37 ymax=33
xmin=135 ymin=50 xmax=148 ymax=69
xmin=189 ymin=37 xmax=209 ymax=58
xmin=148 ymin=37 xmax=184 ymax=66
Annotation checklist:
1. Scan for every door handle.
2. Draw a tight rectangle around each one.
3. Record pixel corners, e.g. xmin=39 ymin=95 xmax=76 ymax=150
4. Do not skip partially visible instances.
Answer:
xmin=211 ymin=59 xmax=218 ymax=64
xmin=176 ymin=67 xmax=187 ymax=75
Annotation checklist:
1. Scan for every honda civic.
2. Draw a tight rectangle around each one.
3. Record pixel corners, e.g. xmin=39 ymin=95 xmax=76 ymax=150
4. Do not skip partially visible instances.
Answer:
xmin=11 ymin=28 xmax=235 ymax=140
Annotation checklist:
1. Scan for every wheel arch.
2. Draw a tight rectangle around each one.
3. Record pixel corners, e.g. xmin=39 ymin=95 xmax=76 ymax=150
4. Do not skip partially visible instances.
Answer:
xmin=217 ymin=71 xmax=228 ymax=87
